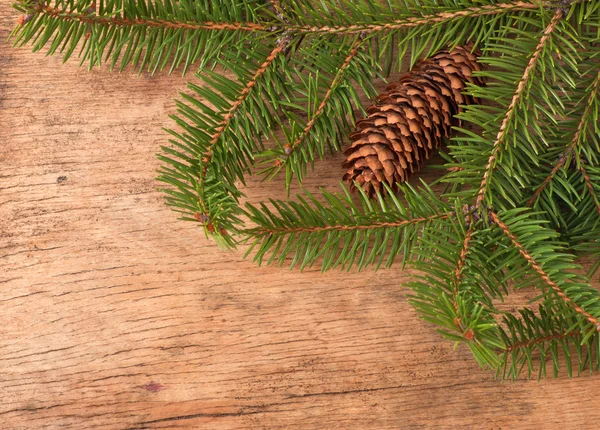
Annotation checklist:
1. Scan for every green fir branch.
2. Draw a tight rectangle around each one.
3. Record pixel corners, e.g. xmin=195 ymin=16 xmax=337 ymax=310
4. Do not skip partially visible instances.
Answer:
xmin=446 ymin=9 xmax=584 ymax=212
xmin=490 ymin=210 xmax=600 ymax=330
xmin=158 ymin=38 xmax=294 ymax=243
xmin=243 ymin=183 xmax=452 ymax=271
xmin=499 ymin=305 xmax=600 ymax=379
xmin=11 ymin=0 xmax=268 ymax=73
xmin=285 ymin=1 xmax=540 ymax=35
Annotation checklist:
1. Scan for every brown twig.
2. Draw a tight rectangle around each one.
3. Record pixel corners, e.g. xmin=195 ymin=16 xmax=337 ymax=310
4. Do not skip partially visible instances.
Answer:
xmin=199 ymin=39 xmax=289 ymax=176
xmin=454 ymin=224 xmax=475 ymax=285
xmin=451 ymin=223 xmax=475 ymax=328
xmin=476 ymin=10 xmax=563 ymax=208
xmin=37 ymin=4 xmax=266 ymax=32
xmin=292 ymin=1 xmax=540 ymax=34
xmin=490 ymin=211 xmax=600 ymax=328
xmin=527 ymin=152 xmax=571 ymax=206
xmin=251 ymin=213 xmax=451 ymax=235
xmin=503 ymin=330 xmax=581 ymax=352
xmin=31 ymin=1 xmax=542 ymax=35
xmin=580 ymin=164 xmax=600 ymax=215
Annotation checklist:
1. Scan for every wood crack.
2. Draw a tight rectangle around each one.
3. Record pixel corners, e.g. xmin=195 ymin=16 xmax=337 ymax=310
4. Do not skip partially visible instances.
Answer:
xmin=285 ymin=384 xmax=405 ymax=399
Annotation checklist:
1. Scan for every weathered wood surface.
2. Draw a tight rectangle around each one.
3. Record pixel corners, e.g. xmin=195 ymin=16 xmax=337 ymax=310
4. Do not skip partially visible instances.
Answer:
xmin=2 ymin=6 xmax=600 ymax=429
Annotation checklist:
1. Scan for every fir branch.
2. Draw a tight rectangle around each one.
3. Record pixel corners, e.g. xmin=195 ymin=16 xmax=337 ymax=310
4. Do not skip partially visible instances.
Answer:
xmin=254 ymin=35 xmax=378 ymax=187
xmin=201 ymin=39 xmax=289 ymax=175
xmin=248 ymin=212 xmax=451 ymax=235
xmin=243 ymin=184 xmax=452 ymax=270
xmin=454 ymin=221 xmax=475 ymax=286
xmin=451 ymin=222 xmax=476 ymax=328
xmin=490 ymin=211 xmax=600 ymax=328
xmin=28 ymin=3 xmax=267 ymax=32
xmin=12 ymin=0 xmax=269 ymax=73
xmin=527 ymin=71 xmax=600 ymax=206
xmin=527 ymin=152 xmax=575 ymax=207
xmin=408 ymin=218 xmax=505 ymax=367
xmin=579 ymin=164 xmax=600 ymax=215
xmin=290 ymin=1 xmax=540 ymax=35
xmin=498 ymin=304 xmax=600 ymax=379
xmin=284 ymin=36 xmax=364 ymax=159
xmin=158 ymin=39 xmax=296 ymax=240
xmin=15 ymin=0 xmax=548 ymax=41
xmin=476 ymin=9 xmax=564 ymax=208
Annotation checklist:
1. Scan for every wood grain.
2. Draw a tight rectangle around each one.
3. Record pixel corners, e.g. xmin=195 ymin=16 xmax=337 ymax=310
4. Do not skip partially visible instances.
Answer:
xmin=2 ymin=5 xmax=600 ymax=429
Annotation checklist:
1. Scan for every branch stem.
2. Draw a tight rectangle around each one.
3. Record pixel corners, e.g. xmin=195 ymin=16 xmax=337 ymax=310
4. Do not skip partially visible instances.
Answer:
xmin=503 ymin=330 xmax=581 ymax=352
xmin=451 ymin=223 xmax=475 ymax=327
xmin=201 ymin=40 xmax=288 ymax=176
xmin=248 ymin=212 xmax=451 ymax=236
xmin=476 ymin=9 xmax=563 ymax=208
xmin=27 ymin=1 xmax=544 ymax=36
xmin=580 ymin=164 xmax=600 ymax=215
xmin=490 ymin=211 xmax=600 ymax=328
xmin=36 ymin=4 xmax=266 ymax=32
xmin=285 ymin=36 xmax=364 ymax=158
xmin=292 ymin=1 xmax=540 ymax=34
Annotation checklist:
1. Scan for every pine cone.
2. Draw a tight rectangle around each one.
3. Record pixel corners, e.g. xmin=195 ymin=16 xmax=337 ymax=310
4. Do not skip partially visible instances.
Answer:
xmin=343 ymin=46 xmax=484 ymax=197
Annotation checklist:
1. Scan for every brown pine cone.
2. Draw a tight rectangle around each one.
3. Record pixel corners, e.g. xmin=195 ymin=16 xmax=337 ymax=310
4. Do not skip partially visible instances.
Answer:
xmin=343 ymin=45 xmax=484 ymax=197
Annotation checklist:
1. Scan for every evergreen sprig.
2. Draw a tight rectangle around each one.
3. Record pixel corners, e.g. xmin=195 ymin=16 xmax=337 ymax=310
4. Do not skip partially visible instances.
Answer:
xmin=243 ymin=183 xmax=453 ymax=270
xmin=12 ymin=0 xmax=600 ymax=379
xmin=500 ymin=304 xmax=600 ymax=379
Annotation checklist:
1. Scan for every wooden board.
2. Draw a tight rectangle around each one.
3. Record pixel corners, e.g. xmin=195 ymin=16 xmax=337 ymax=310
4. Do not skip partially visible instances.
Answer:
xmin=2 ymin=6 xmax=600 ymax=429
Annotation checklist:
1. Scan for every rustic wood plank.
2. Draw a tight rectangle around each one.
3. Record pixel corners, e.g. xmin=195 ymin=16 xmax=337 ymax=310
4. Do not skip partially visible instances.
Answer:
xmin=2 ymin=5 xmax=600 ymax=429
